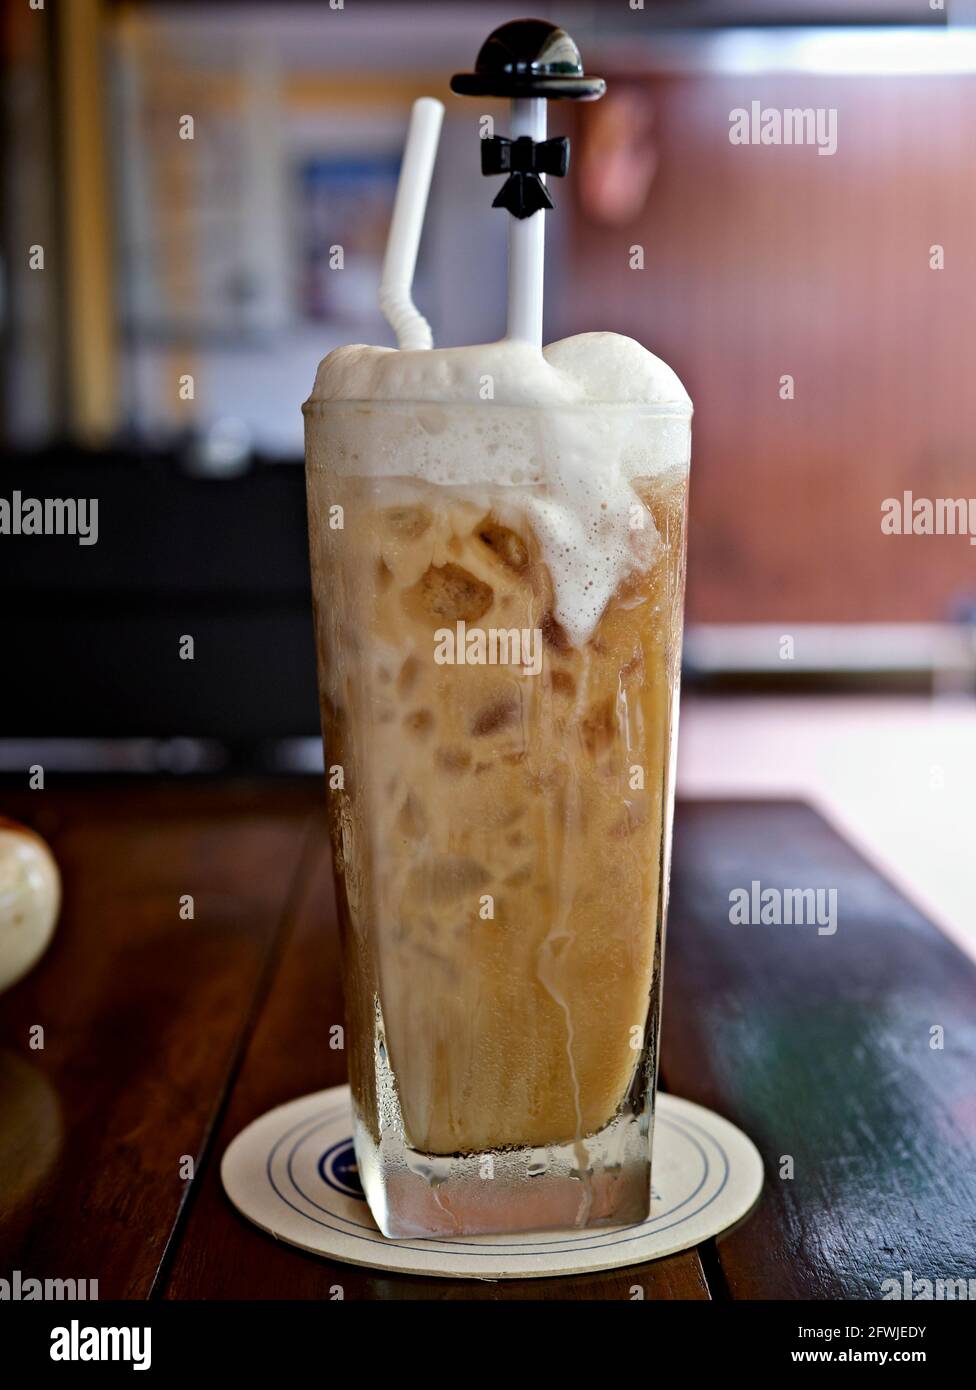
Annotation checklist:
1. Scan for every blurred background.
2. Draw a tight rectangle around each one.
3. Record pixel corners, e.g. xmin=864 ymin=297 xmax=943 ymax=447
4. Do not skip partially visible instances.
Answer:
xmin=2 ymin=0 xmax=974 ymax=949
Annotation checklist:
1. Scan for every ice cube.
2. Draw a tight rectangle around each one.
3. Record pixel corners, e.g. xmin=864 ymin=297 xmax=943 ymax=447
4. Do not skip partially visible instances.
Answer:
xmin=435 ymin=746 xmax=472 ymax=774
xmin=476 ymin=516 xmax=529 ymax=572
xmin=549 ymin=670 xmax=576 ymax=699
xmin=411 ymin=563 xmax=494 ymax=623
xmin=471 ymin=693 xmax=520 ymax=737
xmin=404 ymin=708 xmax=434 ymax=737
xmin=383 ymin=504 xmax=432 ymax=540
xmin=396 ymin=655 xmax=419 ymax=695
xmin=580 ymin=698 xmax=616 ymax=755
xmin=407 ymin=855 xmax=489 ymax=905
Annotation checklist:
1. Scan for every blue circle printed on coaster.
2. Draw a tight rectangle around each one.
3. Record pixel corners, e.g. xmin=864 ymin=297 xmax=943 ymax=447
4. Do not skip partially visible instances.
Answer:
xmin=221 ymin=1086 xmax=763 ymax=1280
xmin=318 ymin=1137 xmax=363 ymax=1200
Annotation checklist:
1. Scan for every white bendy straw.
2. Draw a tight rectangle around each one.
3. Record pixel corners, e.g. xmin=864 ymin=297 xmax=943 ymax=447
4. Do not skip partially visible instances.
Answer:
xmin=379 ymin=97 xmax=445 ymax=351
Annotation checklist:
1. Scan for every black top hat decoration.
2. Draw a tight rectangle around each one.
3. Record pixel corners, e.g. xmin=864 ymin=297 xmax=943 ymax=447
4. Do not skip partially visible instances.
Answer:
xmin=449 ymin=19 xmax=605 ymax=344
xmin=452 ymin=19 xmax=605 ymax=222
xmin=450 ymin=19 xmax=606 ymax=101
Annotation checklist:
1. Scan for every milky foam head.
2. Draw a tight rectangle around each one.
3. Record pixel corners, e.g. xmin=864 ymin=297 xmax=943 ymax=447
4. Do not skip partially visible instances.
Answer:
xmin=305 ymin=333 xmax=691 ymax=410
xmin=304 ymin=335 xmax=691 ymax=645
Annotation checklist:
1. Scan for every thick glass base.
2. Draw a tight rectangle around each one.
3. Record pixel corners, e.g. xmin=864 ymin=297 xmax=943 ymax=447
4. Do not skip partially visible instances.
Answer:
xmin=353 ymin=1025 xmax=654 ymax=1239
xmin=355 ymin=1115 xmax=652 ymax=1240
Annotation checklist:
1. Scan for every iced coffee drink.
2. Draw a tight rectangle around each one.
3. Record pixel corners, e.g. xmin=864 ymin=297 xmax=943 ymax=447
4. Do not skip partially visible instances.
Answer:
xmin=304 ymin=333 xmax=691 ymax=1237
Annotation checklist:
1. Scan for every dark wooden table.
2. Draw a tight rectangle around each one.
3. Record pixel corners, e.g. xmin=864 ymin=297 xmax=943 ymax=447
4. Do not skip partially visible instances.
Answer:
xmin=1 ymin=781 xmax=974 ymax=1300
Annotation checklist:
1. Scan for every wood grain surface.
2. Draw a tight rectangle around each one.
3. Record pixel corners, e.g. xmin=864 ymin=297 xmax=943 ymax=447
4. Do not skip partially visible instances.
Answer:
xmin=661 ymin=800 xmax=976 ymax=1299
xmin=0 ymin=782 xmax=314 ymax=1298
xmin=1 ymin=782 xmax=973 ymax=1300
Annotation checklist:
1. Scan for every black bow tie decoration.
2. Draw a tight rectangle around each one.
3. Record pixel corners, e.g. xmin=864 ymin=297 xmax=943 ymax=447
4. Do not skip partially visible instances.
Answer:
xmin=481 ymin=135 xmax=570 ymax=219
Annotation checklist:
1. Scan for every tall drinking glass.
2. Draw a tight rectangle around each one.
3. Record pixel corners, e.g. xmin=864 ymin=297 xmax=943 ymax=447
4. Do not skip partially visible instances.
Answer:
xmin=303 ymin=390 xmax=691 ymax=1237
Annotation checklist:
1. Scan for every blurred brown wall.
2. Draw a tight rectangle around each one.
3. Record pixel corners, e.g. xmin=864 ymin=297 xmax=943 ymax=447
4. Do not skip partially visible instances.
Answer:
xmin=566 ymin=72 xmax=976 ymax=624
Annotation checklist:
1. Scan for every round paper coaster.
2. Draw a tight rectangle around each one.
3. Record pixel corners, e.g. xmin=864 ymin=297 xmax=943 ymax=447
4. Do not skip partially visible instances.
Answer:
xmin=221 ymin=1086 xmax=762 ymax=1280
